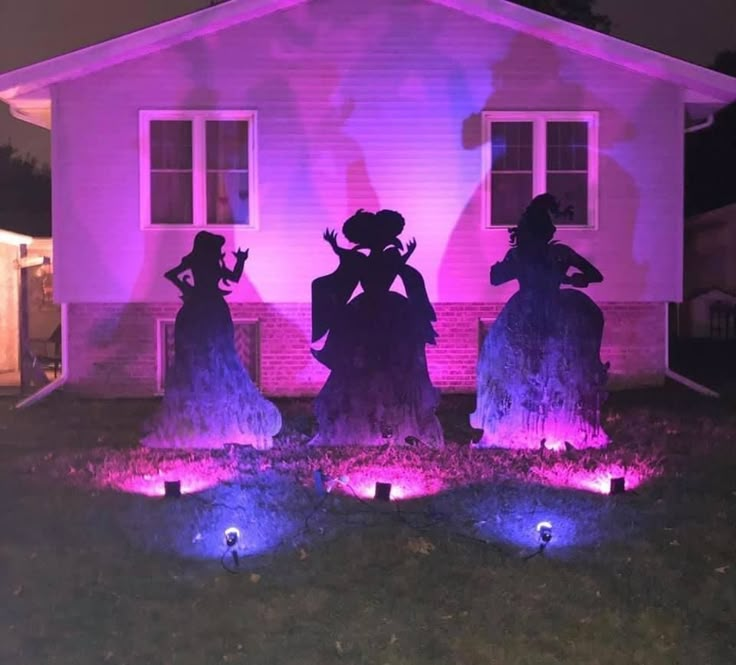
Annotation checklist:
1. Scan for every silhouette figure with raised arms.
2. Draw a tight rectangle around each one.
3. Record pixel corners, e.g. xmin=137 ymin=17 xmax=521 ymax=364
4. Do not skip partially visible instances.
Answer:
xmin=310 ymin=209 xmax=443 ymax=447
xmin=471 ymin=194 xmax=609 ymax=450
xmin=142 ymin=231 xmax=281 ymax=450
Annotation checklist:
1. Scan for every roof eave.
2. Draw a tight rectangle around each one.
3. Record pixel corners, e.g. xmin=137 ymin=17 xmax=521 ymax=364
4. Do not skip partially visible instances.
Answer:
xmin=5 ymin=97 xmax=51 ymax=129
xmin=0 ymin=228 xmax=35 ymax=246
xmin=0 ymin=0 xmax=306 ymax=99
xmin=1 ymin=0 xmax=736 ymax=126
xmin=437 ymin=0 xmax=736 ymax=107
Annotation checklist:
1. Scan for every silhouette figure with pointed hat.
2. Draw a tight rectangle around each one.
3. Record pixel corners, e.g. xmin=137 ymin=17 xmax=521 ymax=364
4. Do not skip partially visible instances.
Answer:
xmin=310 ymin=209 xmax=443 ymax=447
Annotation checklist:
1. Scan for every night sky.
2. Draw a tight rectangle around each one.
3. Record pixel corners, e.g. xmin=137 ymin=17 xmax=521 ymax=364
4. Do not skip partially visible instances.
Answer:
xmin=0 ymin=0 xmax=734 ymax=164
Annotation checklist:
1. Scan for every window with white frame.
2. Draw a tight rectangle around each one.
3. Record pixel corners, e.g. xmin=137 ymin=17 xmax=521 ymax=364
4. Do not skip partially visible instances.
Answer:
xmin=482 ymin=112 xmax=598 ymax=228
xmin=156 ymin=318 xmax=261 ymax=393
xmin=140 ymin=111 xmax=257 ymax=228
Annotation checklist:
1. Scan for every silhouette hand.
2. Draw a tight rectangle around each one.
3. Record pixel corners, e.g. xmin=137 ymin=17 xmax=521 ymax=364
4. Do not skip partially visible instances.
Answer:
xmin=568 ymin=273 xmax=589 ymax=288
xmin=323 ymin=228 xmax=339 ymax=249
xmin=233 ymin=248 xmax=249 ymax=262
xmin=405 ymin=238 xmax=417 ymax=260
xmin=179 ymin=275 xmax=195 ymax=300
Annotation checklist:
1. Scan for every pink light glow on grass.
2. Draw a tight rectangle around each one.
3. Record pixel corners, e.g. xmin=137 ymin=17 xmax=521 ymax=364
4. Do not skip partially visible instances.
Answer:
xmin=96 ymin=457 xmax=237 ymax=497
xmin=471 ymin=415 xmax=610 ymax=451
xmin=531 ymin=462 xmax=656 ymax=495
xmin=334 ymin=464 xmax=445 ymax=501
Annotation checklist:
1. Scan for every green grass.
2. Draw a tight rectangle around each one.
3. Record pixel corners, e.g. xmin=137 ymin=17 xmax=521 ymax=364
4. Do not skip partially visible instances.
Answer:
xmin=0 ymin=384 xmax=735 ymax=665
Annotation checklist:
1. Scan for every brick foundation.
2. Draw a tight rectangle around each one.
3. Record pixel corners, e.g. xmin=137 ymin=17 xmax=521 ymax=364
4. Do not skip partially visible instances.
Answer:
xmin=66 ymin=301 xmax=665 ymax=397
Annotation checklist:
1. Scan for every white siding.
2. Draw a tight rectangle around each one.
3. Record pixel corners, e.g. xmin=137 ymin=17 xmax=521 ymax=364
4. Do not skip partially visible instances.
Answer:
xmin=51 ymin=0 xmax=684 ymax=304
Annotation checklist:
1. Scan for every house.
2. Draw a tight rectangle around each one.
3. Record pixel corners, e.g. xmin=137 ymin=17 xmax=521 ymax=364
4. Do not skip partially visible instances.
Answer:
xmin=685 ymin=95 xmax=736 ymax=218
xmin=0 ymin=230 xmax=59 ymax=390
xmin=685 ymin=203 xmax=736 ymax=298
xmin=675 ymin=203 xmax=736 ymax=338
xmin=1 ymin=0 xmax=736 ymax=398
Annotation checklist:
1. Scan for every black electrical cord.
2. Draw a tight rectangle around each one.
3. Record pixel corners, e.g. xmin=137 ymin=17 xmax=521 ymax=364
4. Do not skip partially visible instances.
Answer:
xmin=220 ymin=546 xmax=241 ymax=574
xmin=522 ymin=544 xmax=546 ymax=561
xmin=204 ymin=477 xmax=540 ymax=573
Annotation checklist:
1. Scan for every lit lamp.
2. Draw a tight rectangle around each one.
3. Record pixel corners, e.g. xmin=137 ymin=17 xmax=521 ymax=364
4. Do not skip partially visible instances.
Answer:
xmin=224 ymin=527 xmax=241 ymax=569
xmin=224 ymin=527 xmax=240 ymax=548
xmin=536 ymin=521 xmax=553 ymax=549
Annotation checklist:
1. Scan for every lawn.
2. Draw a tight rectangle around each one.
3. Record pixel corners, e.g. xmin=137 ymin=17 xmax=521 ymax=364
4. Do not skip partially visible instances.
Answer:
xmin=0 ymin=384 xmax=735 ymax=665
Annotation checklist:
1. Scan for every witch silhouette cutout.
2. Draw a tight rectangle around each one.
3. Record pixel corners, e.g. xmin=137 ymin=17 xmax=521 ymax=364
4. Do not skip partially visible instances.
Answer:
xmin=471 ymin=194 xmax=610 ymax=450
xmin=142 ymin=231 xmax=281 ymax=450
xmin=310 ymin=209 xmax=443 ymax=447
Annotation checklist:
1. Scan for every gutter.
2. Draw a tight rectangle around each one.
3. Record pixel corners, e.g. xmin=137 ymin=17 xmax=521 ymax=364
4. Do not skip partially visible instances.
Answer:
xmin=15 ymin=302 xmax=69 ymax=408
xmin=665 ymin=368 xmax=719 ymax=397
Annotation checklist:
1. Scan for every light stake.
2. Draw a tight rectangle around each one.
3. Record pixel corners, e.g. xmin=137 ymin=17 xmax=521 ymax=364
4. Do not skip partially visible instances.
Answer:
xmin=374 ymin=482 xmax=392 ymax=502
xmin=164 ymin=480 xmax=181 ymax=498
xmin=610 ymin=477 xmax=625 ymax=495
xmin=313 ymin=469 xmax=326 ymax=496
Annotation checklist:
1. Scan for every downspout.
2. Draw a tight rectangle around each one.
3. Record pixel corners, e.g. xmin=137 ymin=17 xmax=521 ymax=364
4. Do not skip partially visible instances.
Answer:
xmin=664 ymin=113 xmax=721 ymax=397
xmin=15 ymin=302 xmax=69 ymax=408
xmin=664 ymin=287 xmax=719 ymax=398
xmin=684 ymin=114 xmax=714 ymax=134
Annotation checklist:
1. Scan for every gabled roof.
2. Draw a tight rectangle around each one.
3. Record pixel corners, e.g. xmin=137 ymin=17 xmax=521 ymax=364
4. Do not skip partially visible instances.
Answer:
xmin=2 ymin=0 xmax=736 ymax=129
xmin=686 ymin=202 xmax=736 ymax=228
xmin=0 ymin=228 xmax=34 ymax=246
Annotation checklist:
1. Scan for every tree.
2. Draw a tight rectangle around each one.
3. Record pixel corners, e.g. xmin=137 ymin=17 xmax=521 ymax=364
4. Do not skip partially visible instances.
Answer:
xmin=508 ymin=0 xmax=611 ymax=33
xmin=684 ymin=50 xmax=736 ymax=216
xmin=0 ymin=143 xmax=51 ymax=236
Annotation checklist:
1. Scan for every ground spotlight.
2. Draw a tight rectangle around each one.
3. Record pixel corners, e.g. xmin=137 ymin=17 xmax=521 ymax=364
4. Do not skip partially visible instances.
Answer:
xmin=313 ymin=469 xmax=326 ymax=496
xmin=374 ymin=482 xmax=392 ymax=502
xmin=222 ymin=527 xmax=241 ymax=572
xmin=164 ymin=480 xmax=181 ymax=498
xmin=610 ymin=477 xmax=626 ymax=495
xmin=314 ymin=469 xmax=349 ymax=495
xmin=536 ymin=521 xmax=553 ymax=548
xmin=224 ymin=527 xmax=240 ymax=548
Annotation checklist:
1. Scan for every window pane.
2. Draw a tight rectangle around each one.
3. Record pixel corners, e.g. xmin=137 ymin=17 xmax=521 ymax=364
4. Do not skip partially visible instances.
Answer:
xmin=150 ymin=120 xmax=192 ymax=169
xmin=151 ymin=172 xmax=193 ymax=224
xmin=207 ymin=171 xmax=249 ymax=225
xmin=491 ymin=173 xmax=533 ymax=226
xmin=206 ymin=120 xmax=250 ymax=225
xmin=206 ymin=120 xmax=249 ymax=170
xmin=546 ymin=172 xmax=587 ymax=226
xmin=491 ymin=122 xmax=533 ymax=171
xmin=149 ymin=120 xmax=193 ymax=225
xmin=547 ymin=121 xmax=588 ymax=172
